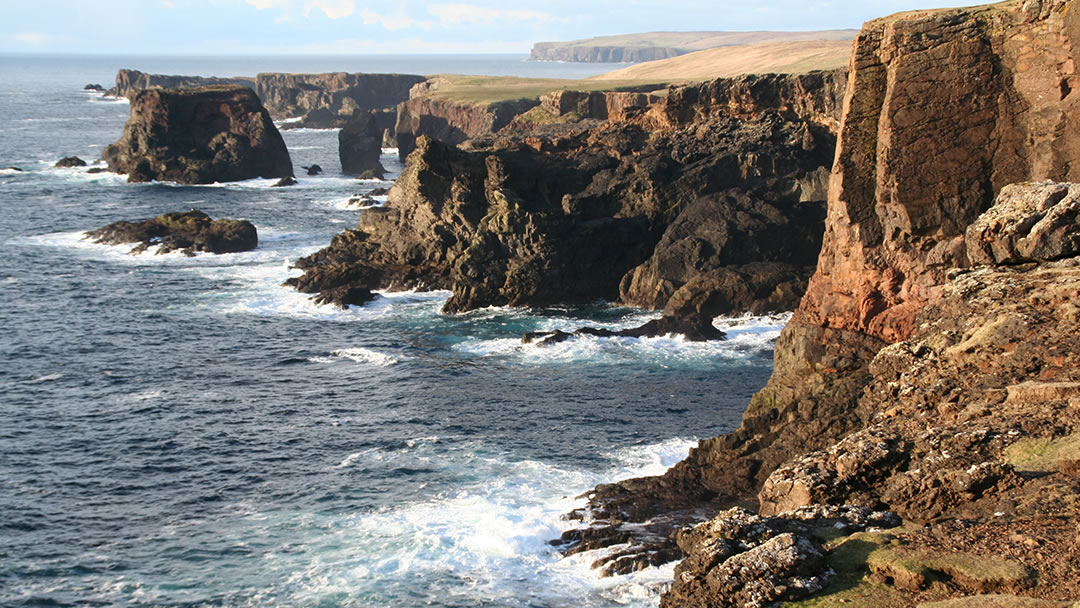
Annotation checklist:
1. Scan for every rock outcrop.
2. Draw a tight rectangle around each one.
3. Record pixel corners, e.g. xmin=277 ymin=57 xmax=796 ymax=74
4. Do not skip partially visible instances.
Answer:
xmin=394 ymin=95 xmax=539 ymax=161
xmin=102 ymin=85 xmax=293 ymax=184
xmin=338 ymin=110 xmax=386 ymax=177
xmin=85 ymin=209 xmax=258 ymax=255
xmin=530 ymin=43 xmax=686 ymax=63
xmin=106 ymin=69 xmax=254 ymax=99
xmin=560 ymin=0 xmax=1080 ymax=604
xmin=54 ymin=156 xmax=86 ymax=168
xmin=254 ymin=72 xmax=425 ymax=119
xmin=289 ymin=70 xmax=840 ymax=314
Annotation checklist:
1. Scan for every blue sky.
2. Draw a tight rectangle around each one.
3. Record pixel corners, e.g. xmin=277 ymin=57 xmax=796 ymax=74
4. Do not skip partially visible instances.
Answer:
xmin=2 ymin=0 xmax=981 ymax=54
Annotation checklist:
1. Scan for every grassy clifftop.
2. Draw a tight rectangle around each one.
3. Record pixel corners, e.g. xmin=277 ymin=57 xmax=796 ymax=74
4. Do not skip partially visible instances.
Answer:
xmin=592 ymin=39 xmax=853 ymax=81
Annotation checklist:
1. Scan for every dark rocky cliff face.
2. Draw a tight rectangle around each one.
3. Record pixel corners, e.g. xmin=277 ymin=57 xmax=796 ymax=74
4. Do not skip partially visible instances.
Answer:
xmin=102 ymin=85 xmax=293 ymax=184
xmin=560 ymin=0 xmax=1080 ymax=604
xmin=106 ymin=69 xmax=254 ymax=98
xmin=289 ymin=71 xmax=843 ymax=317
xmin=394 ymin=96 xmax=540 ymax=161
xmin=255 ymin=72 xmax=425 ymax=119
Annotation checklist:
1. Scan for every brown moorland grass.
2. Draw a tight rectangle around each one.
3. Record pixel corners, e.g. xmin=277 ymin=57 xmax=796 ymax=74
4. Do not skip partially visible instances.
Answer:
xmin=589 ymin=39 xmax=853 ymax=82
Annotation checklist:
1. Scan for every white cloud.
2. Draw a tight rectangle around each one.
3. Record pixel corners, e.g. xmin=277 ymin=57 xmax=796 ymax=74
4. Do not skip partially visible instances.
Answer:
xmin=357 ymin=8 xmax=433 ymax=31
xmin=246 ymin=0 xmax=290 ymax=8
xmin=426 ymin=3 xmax=560 ymax=27
xmin=14 ymin=32 xmax=55 ymax=47
xmin=160 ymin=0 xmax=176 ymax=7
xmin=304 ymin=0 xmax=355 ymax=19
xmin=277 ymin=36 xmax=527 ymax=53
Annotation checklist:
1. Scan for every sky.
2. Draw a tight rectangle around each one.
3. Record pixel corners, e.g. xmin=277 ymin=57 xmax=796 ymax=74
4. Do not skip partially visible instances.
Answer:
xmin=1 ymin=0 xmax=982 ymax=55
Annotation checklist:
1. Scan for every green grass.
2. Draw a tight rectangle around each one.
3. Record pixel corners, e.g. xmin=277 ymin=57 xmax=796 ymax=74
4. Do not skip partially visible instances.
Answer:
xmin=415 ymin=74 xmax=666 ymax=105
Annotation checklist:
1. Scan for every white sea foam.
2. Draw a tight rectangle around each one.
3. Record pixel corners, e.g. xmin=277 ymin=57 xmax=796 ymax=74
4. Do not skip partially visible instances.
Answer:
xmin=308 ymin=347 xmax=402 ymax=368
xmin=285 ymin=438 xmax=696 ymax=607
xmin=453 ymin=311 xmax=788 ymax=368
xmin=26 ymin=372 xmax=64 ymax=384
xmin=0 ymin=168 xmax=24 ymax=175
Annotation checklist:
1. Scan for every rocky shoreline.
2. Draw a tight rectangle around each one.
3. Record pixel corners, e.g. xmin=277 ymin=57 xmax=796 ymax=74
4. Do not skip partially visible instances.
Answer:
xmin=74 ymin=1 xmax=1080 ymax=603
xmin=554 ymin=0 xmax=1080 ymax=605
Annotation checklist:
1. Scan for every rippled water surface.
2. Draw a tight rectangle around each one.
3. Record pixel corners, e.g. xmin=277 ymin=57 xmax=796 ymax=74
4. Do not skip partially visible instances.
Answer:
xmin=0 ymin=55 xmax=782 ymax=607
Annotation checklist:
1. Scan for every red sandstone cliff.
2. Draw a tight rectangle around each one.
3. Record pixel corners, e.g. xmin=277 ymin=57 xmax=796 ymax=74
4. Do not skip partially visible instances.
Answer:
xmin=562 ymin=1 xmax=1080 ymax=603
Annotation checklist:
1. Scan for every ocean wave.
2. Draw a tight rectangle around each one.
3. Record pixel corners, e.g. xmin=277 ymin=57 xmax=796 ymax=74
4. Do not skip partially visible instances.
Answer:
xmin=25 ymin=372 xmax=65 ymax=384
xmin=291 ymin=437 xmax=694 ymax=606
xmin=453 ymin=311 xmax=788 ymax=368
xmin=308 ymin=347 xmax=403 ymax=368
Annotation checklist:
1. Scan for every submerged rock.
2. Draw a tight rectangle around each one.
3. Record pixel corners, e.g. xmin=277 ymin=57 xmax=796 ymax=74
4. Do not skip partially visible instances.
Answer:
xmin=272 ymin=176 xmax=297 ymax=187
xmin=303 ymin=164 xmax=323 ymax=176
xmin=85 ymin=209 xmax=257 ymax=256
xmin=54 ymin=156 xmax=86 ymax=168
xmin=102 ymin=85 xmax=293 ymax=185
xmin=83 ymin=83 xmax=104 ymax=91
xmin=524 ymin=312 xmax=727 ymax=344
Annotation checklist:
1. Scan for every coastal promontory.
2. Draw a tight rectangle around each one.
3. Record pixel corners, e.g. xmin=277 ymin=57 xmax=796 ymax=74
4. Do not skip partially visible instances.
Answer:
xmin=559 ymin=0 xmax=1080 ymax=604
xmin=102 ymin=85 xmax=293 ymax=184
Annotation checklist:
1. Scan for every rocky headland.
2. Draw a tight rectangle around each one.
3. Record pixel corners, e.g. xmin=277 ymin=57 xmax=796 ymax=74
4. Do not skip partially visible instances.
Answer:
xmin=106 ymin=69 xmax=254 ymax=98
xmin=552 ymin=0 xmax=1080 ymax=605
xmin=102 ymin=85 xmax=293 ymax=184
xmin=529 ymin=31 xmax=858 ymax=63
xmin=286 ymin=69 xmax=846 ymax=324
xmin=85 ymin=209 xmax=258 ymax=255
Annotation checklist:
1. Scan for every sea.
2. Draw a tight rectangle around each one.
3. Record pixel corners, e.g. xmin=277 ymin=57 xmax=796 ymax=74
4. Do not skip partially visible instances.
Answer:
xmin=0 ymin=54 xmax=786 ymax=607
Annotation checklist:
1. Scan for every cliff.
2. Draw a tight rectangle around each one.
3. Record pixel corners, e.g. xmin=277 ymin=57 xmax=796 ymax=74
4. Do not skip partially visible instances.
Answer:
xmin=106 ymin=69 xmax=254 ymax=98
xmin=102 ymin=85 xmax=293 ymax=184
xmin=559 ymin=0 xmax=1080 ymax=604
xmin=394 ymin=95 xmax=539 ymax=161
xmin=289 ymin=71 xmax=843 ymax=317
xmin=254 ymin=72 xmax=426 ymax=119
xmin=529 ymin=30 xmax=858 ymax=63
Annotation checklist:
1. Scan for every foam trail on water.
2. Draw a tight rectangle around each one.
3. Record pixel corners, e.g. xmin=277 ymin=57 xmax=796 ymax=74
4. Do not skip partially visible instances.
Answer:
xmin=235 ymin=437 xmax=698 ymax=607
xmin=308 ymin=347 xmax=403 ymax=367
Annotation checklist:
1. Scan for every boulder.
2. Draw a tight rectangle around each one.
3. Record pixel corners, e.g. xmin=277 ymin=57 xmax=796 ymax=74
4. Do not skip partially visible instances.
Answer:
xmin=54 ymin=156 xmax=86 ymax=168
xmin=102 ymin=85 xmax=293 ymax=185
xmin=85 ymin=209 xmax=257 ymax=255
xmin=303 ymin=164 xmax=323 ymax=176
xmin=84 ymin=83 xmax=104 ymax=91
xmin=338 ymin=110 xmax=385 ymax=177
xmin=272 ymin=176 xmax=297 ymax=187
xmin=966 ymin=181 xmax=1080 ymax=266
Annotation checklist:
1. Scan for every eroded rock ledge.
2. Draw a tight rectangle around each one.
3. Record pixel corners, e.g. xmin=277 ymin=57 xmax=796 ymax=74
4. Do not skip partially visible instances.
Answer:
xmin=288 ymin=70 xmax=842 ymax=320
xmin=85 ymin=210 xmax=258 ymax=256
xmin=558 ymin=0 xmax=1080 ymax=604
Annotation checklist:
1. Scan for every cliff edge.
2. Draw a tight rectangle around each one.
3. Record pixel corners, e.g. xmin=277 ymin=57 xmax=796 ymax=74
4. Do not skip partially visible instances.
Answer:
xmin=561 ymin=1 xmax=1080 ymax=604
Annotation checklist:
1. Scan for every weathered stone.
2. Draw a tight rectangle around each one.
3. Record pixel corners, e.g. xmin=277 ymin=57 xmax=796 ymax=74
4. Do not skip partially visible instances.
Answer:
xmin=85 ymin=210 xmax=257 ymax=255
xmin=54 ymin=156 xmax=86 ymax=168
xmin=967 ymin=181 xmax=1080 ymax=265
xmin=102 ymin=85 xmax=293 ymax=184
xmin=339 ymin=110 xmax=386 ymax=177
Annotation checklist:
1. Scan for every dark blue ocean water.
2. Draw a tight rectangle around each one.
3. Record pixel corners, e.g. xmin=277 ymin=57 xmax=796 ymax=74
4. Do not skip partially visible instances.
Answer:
xmin=0 ymin=54 xmax=782 ymax=607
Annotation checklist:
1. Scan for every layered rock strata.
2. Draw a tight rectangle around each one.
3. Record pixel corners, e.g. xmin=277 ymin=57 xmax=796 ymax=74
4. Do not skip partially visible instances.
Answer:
xmin=85 ymin=210 xmax=258 ymax=255
xmin=255 ymin=72 xmax=425 ymax=119
xmin=394 ymin=96 xmax=539 ymax=161
xmin=289 ymin=71 xmax=841 ymax=316
xmin=338 ymin=110 xmax=386 ymax=177
xmin=106 ymin=69 xmax=254 ymax=98
xmin=559 ymin=0 xmax=1080 ymax=603
xmin=102 ymin=85 xmax=293 ymax=184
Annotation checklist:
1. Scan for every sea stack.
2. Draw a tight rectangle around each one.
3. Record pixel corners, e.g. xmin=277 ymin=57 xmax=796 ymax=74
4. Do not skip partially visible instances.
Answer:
xmin=338 ymin=109 xmax=386 ymax=177
xmin=102 ymin=85 xmax=294 ymax=185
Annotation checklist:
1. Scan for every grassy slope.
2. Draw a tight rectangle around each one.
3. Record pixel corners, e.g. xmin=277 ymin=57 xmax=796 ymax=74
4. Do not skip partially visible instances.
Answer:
xmin=537 ymin=30 xmax=857 ymax=52
xmin=414 ymin=74 xmax=666 ymax=105
xmin=590 ymin=40 xmax=853 ymax=81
